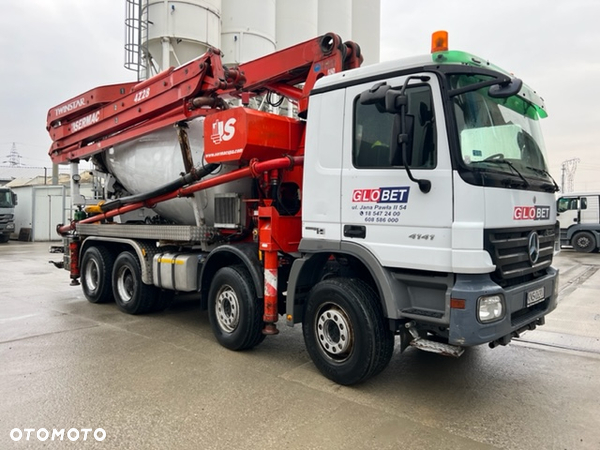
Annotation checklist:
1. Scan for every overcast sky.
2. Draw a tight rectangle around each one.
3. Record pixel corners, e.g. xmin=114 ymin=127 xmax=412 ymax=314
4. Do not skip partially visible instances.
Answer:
xmin=1 ymin=0 xmax=598 ymax=191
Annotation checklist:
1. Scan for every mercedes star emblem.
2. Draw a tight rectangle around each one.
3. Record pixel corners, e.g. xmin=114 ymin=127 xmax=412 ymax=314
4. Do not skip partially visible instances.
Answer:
xmin=528 ymin=231 xmax=540 ymax=265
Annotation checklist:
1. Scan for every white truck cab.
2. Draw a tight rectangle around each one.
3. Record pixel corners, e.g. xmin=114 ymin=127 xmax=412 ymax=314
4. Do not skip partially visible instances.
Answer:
xmin=557 ymin=192 xmax=600 ymax=252
xmin=295 ymin=47 xmax=558 ymax=351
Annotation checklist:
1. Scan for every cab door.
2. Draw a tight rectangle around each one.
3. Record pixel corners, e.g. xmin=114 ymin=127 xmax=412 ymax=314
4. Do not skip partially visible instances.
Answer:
xmin=557 ymin=196 xmax=580 ymax=228
xmin=340 ymin=73 xmax=454 ymax=272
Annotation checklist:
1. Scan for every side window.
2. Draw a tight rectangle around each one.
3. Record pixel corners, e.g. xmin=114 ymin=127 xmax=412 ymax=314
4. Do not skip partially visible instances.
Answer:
xmin=558 ymin=197 xmax=581 ymax=212
xmin=353 ymin=84 xmax=436 ymax=169
xmin=557 ymin=198 xmax=570 ymax=213
xmin=557 ymin=198 xmax=567 ymax=213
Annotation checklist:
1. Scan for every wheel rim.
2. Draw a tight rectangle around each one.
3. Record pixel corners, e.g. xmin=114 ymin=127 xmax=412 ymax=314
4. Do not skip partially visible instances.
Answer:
xmin=577 ymin=236 xmax=591 ymax=248
xmin=315 ymin=303 xmax=353 ymax=362
xmin=116 ymin=266 xmax=135 ymax=304
xmin=215 ymin=284 xmax=240 ymax=333
xmin=84 ymin=259 xmax=99 ymax=291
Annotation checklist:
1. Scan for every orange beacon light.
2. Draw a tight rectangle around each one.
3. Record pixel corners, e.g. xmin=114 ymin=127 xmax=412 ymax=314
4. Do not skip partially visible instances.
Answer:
xmin=431 ymin=30 xmax=449 ymax=53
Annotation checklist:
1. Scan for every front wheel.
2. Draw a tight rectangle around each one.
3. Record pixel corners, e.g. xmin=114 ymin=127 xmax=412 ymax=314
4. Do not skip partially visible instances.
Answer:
xmin=302 ymin=278 xmax=394 ymax=385
xmin=112 ymin=251 xmax=159 ymax=314
xmin=572 ymin=231 xmax=596 ymax=253
xmin=208 ymin=265 xmax=265 ymax=351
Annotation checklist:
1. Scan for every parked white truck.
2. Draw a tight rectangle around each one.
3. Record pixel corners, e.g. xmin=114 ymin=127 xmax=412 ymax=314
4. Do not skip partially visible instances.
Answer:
xmin=0 ymin=187 xmax=17 ymax=243
xmin=47 ymin=32 xmax=559 ymax=384
xmin=557 ymin=192 xmax=600 ymax=252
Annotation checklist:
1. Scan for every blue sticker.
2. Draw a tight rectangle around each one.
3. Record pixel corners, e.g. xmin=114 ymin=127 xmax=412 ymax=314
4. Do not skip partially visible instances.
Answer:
xmin=473 ymin=149 xmax=482 ymax=157
xmin=314 ymin=63 xmax=321 ymax=72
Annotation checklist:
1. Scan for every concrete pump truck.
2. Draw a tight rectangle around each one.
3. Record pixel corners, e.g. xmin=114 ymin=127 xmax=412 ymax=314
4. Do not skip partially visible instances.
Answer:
xmin=47 ymin=31 xmax=559 ymax=385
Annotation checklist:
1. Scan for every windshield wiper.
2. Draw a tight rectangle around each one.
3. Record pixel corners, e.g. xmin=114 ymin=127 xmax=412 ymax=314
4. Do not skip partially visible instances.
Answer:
xmin=525 ymin=166 xmax=559 ymax=192
xmin=470 ymin=155 xmax=530 ymax=188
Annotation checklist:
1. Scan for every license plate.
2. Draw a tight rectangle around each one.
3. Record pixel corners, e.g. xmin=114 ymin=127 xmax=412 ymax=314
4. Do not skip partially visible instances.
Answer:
xmin=526 ymin=286 xmax=545 ymax=306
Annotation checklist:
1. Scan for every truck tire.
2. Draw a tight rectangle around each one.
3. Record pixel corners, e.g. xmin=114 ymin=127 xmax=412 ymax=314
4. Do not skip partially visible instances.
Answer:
xmin=112 ymin=251 xmax=159 ymax=314
xmin=572 ymin=231 xmax=596 ymax=253
xmin=0 ymin=235 xmax=9 ymax=243
xmin=208 ymin=265 xmax=265 ymax=351
xmin=81 ymin=246 xmax=115 ymax=304
xmin=302 ymin=278 xmax=394 ymax=385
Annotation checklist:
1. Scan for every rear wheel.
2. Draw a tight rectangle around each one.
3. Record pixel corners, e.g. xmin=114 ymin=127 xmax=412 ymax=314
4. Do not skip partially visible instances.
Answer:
xmin=572 ymin=231 xmax=596 ymax=253
xmin=208 ymin=265 xmax=265 ymax=350
xmin=81 ymin=246 xmax=115 ymax=304
xmin=112 ymin=251 xmax=158 ymax=314
xmin=303 ymin=278 xmax=394 ymax=385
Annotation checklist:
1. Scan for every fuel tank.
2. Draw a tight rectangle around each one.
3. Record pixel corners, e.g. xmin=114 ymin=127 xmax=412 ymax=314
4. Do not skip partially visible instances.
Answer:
xmin=102 ymin=116 xmax=253 ymax=226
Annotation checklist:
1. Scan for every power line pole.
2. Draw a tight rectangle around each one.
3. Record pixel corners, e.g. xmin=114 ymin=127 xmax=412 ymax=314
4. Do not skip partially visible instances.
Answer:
xmin=3 ymin=142 xmax=22 ymax=167
xmin=561 ymin=158 xmax=580 ymax=193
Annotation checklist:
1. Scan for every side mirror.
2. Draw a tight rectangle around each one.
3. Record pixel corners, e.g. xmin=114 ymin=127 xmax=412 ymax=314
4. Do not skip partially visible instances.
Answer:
xmin=359 ymin=82 xmax=407 ymax=114
xmin=359 ymin=82 xmax=390 ymax=113
xmin=488 ymin=78 xmax=523 ymax=98
xmin=12 ymin=193 xmax=17 ymax=206
xmin=384 ymin=90 xmax=407 ymax=114
xmin=360 ymin=76 xmax=432 ymax=194
xmin=391 ymin=114 xmax=414 ymax=166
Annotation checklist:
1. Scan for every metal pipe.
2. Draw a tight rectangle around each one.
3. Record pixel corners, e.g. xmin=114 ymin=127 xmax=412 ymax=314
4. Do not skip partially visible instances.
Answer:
xmin=57 ymin=156 xmax=303 ymax=235
xmin=52 ymin=163 xmax=59 ymax=185
xmin=70 ymin=162 xmax=85 ymax=207
xmin=99 ymin=163 xmax=219 ymax=213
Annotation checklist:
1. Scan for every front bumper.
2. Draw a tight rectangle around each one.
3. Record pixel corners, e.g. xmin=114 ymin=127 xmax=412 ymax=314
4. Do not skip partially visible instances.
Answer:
xmin=0 ymin=223 xmax=14 ymax=235
xmin=448 ymin=266 xmax=558 ymax=347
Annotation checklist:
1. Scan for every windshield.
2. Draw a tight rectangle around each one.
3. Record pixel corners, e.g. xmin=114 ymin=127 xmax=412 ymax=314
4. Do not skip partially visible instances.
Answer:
xmin=449 ymin=73 xmax=554 ymax=191
xmin=0 ymin=190 xmax=14 ymax=208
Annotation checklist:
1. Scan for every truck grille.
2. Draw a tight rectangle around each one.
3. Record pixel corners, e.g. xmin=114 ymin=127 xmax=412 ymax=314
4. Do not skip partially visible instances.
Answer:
xmin=0 ymin=214 xmax=13 ymax=223
xmin=484 ymin=225 xmax=555 ymax=287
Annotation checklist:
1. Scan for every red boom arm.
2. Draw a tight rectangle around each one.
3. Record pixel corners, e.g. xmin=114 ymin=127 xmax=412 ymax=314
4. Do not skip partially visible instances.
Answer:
xmin=47 ymin=33 xmax=361 ymax=164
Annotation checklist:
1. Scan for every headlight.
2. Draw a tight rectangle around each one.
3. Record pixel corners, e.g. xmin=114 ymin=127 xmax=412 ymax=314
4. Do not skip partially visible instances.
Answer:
xmin=6 ymin=223 xmax=14 ymax=230
xmin=478 ymin=295 xmax=504 ymax=323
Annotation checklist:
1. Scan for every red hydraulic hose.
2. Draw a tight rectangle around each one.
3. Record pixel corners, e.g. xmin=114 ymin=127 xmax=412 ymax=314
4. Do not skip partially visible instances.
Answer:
xmin=57 ymin=156 xmax=303 ymax=236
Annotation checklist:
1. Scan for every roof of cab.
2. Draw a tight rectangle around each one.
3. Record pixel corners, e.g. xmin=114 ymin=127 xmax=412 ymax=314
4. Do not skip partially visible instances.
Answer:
xmin=313 ymin=54 xmax=434 ymax=90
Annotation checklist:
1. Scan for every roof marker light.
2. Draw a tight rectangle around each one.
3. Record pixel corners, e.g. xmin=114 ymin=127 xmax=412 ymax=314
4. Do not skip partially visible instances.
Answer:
xmin=431 ymin=30 xmax=449 ymax=53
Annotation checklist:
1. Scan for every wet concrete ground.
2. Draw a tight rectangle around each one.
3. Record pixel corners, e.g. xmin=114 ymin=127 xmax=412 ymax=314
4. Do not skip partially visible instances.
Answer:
xmin=1 ymin=241 xmax=599 ymax=449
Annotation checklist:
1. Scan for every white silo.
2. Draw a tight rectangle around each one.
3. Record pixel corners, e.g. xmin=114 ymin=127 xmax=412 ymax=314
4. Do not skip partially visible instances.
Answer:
xmin=317 ymin=0 xmax=352 ymax=41
xmin=221 ymin=0 xmax=276 ymax=65
xmin=276 ymin=0 xmax=379 ymax=62
xmin=275 ymin=0 xmax=318 ymax=50
xmin=125 ymin=0 xmax=221 ymax=80
xmin=352 ymin=0 xmax=380 ymax=64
